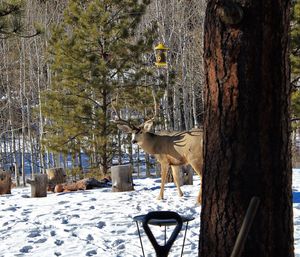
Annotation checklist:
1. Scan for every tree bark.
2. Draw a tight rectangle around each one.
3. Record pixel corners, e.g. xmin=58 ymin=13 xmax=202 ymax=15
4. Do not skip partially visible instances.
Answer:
xmin=111 ymin=164 xmax=134 ymax=192
xmin=20 ymin=37 xmax=26 ymax=186
xmin=200 ymin=1 xmax=293 ymax=257
xmin=0 ymin=171 xmax=11 ymax=195
xmin=46 ymin=167 xmax=66 ymax=191
xmin=27 ymin=174 xmax=48 ymax=197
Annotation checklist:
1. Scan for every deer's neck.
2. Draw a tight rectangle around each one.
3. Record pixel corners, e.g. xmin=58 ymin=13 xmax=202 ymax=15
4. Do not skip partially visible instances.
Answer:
xmin=139 ymin=132 xmax=162 ymax=155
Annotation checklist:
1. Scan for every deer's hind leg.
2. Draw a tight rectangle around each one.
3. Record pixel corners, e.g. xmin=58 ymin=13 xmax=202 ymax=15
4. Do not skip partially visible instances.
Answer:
xmin=190 ymin=160 xmax=203 ymax=204
xmin=171 ymin=165 xmax=183 ymax=197
xmin=157 ymin=162 xmax=169 ymax=200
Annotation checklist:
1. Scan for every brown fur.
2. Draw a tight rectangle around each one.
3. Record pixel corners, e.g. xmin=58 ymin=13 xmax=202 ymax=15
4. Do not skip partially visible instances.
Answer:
xmin=117 ymin=120 xmax=203 ymax=204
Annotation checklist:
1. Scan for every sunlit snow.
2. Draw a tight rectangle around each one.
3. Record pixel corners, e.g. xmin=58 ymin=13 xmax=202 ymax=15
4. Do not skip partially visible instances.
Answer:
xmin=0 ymin=172 xmax=299 ymax=257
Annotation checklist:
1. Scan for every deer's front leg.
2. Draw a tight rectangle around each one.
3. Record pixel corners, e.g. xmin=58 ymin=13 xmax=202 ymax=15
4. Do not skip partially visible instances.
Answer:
xmin=157 ymin=162 xmax=169 ymax=200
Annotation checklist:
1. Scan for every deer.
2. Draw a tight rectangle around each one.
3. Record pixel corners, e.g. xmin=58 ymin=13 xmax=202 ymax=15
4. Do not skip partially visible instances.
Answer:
xmin=115 ymin=118 xmax=204 ymax=204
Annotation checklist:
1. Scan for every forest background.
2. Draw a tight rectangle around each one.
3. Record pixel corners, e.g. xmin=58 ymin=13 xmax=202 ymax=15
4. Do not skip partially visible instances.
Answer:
xmin=0 ymin=0 xmax=299 ymax=186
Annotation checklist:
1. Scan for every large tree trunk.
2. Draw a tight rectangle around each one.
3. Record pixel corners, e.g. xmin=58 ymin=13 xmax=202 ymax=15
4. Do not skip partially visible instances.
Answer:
xmin=200 ymin=1 xmax=293 ymax=257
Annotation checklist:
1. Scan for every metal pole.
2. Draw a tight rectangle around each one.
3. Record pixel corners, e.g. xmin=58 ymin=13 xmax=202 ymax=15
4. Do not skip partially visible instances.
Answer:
xmin=230 ymin=197 xmax=260 ymax=257
xmin=180 ymin=222 xmax=189 ymax=257
xmin=165 ymin=226 xmax=167 ymax=245
xmin=135 ymin=221 xmax=145 ymax=257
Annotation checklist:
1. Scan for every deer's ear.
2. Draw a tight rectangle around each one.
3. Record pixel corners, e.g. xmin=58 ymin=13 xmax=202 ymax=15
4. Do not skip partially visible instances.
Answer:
xmin=143 ymin=120 xmax=154 ymax=132
xmin=117 ymin=124 xmax=133 ymax=133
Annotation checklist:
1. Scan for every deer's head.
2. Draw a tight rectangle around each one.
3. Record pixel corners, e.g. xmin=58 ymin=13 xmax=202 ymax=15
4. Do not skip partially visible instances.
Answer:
xmin=115 ymin=119 xmax=154 ymax=145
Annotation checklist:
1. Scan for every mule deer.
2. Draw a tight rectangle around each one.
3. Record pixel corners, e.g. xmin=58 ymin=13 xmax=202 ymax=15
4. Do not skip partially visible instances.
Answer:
xmin=115 ymin=119 xmax=203 ymax=204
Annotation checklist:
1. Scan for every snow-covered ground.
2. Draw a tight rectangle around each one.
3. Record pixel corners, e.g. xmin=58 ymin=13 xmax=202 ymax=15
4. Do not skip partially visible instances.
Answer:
xmin=0 ymin=176 xmax=201 ymax=257
xmin=294 ymin=169 xmax=300 ymax=257
xmin=0 ymin=171 xmax=299 ymax=257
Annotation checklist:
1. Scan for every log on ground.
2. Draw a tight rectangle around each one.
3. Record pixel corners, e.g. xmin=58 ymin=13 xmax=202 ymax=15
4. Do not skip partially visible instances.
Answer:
xmin=54 ymin=178 xmax=109 ymax=193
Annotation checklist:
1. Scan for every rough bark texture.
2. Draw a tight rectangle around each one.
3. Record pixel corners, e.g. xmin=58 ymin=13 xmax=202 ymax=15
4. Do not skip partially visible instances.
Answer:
xmin=27 ymin=174 xmax=48 ymax=198
xmin=200 ymin=1 xmax=293 ymax=257
xmin=0 ymin=171 xmax=11 ymax=195
xmin=111 ymin=165 xmax=134 ymax=192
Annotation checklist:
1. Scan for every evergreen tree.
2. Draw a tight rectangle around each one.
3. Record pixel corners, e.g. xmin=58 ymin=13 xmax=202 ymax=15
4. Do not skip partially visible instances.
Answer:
xmin=291 ymin=1 xmax=300 ymax=122
xmin=291 ymin=0 xmax=300 ymax=87
xmin=42 ymin=0 xmax=156 ymax=173
xmin=0 ymin=0 xmax=24 ymax=36
xmin=0 ymin=0 xmax=41 ymax=38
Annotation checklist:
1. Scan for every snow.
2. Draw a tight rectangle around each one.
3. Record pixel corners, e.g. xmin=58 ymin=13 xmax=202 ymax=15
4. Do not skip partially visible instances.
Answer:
xmin=0 ymin=176 xmax=201 ymax=257
xmin=0 ymin=172 xmax=299 ymax=257
xmin=294 ymin=169 xmax=300 ymax=257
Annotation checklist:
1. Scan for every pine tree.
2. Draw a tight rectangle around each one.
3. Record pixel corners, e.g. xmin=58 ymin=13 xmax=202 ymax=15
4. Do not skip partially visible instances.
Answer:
xmin=42 ymin=0 xmax=156 ymax=173
xmin=0 ymin=0 xmax=41 ymax=38
xmin=291 ymin=0 xmax=300 ymax=86
xmin=0 ymin=0 xmax=24 ymax=36
xmin=200 ymin=1 xmax=292 ymax=256
xmin=291 ymin=1 xmax=300 ymax=122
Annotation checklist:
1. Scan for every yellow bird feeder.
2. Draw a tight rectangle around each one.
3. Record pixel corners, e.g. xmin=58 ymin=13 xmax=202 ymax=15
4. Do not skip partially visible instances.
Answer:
xmin=154 ymin=43 xmax=169 ymax=68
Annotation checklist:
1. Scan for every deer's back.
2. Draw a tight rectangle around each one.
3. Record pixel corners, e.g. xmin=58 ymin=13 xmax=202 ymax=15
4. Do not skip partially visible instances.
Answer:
xmin=156 ymin=129 xmax=203 ymax=165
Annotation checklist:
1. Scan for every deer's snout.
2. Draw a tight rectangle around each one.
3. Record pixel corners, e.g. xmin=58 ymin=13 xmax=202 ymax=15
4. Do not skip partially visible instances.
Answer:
xmin=131 ymin=139 xmax=137 ymax=144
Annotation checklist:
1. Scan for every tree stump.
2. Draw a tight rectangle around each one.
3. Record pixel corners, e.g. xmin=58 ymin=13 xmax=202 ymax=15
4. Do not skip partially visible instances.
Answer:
xmin=179 ymin=166 xmax=193 ymax=186
xmin=111 ymin=164 xmax=134 ymax=192
xmin=166 ymin=166 xmax=193 ymax=185
xmin=26 ymin=174 xmax=48 ymax=197
xmin=46 ymin=168 xmax=66 ymax=191
xmin=0 ymin=171 xmax=11 ymax=195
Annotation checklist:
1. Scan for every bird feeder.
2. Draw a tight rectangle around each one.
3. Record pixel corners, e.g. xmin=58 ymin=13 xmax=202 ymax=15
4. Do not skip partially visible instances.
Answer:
xmin=154 ymin=43 xmax=169 ymax=68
